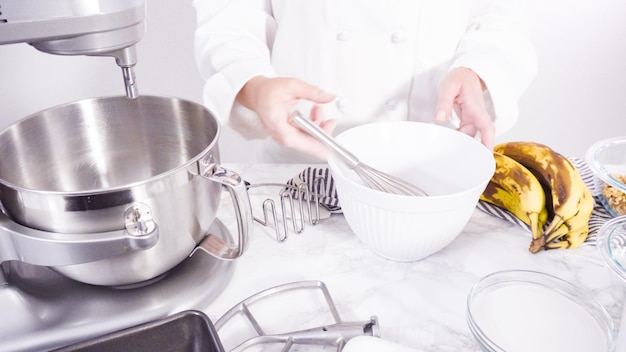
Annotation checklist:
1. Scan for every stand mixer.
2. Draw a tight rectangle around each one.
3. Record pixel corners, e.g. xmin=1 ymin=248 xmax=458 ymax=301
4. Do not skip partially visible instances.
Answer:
xmin=0 ymin=0 xmax=145 ymax=98
xmin=0 ymin=1 xmax=240 ymax=350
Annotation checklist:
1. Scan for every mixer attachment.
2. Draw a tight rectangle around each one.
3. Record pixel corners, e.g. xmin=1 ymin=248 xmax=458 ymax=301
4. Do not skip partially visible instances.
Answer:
xmin=215 ymin=280 xmax=379 ymax=352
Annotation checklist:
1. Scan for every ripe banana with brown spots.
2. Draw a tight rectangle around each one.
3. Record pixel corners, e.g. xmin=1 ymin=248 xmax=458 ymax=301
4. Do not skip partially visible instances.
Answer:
xmin=480 ymin=152 xmax=548 ymax=248
xmin=542 ymin=184 xmax=594 ymax=250
xmin=494 ymin=141 xmax=590 ymax=245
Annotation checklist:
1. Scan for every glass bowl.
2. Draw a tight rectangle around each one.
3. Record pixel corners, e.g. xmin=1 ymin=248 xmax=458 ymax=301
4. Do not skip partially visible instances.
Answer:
xmin=597 ymin=216 xmax=626 ymax=282
xmin=597 ymin=216 xmax=626 ymax=350
xmin=467 ymin=270 xmax=615 ymax=352
xmin=586 ymin=136 xmax=626 ymax=217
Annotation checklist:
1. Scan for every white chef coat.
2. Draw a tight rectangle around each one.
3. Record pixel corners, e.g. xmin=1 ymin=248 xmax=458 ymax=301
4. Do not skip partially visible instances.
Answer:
xmin=193 ymin=0 xmax=537 ymax=163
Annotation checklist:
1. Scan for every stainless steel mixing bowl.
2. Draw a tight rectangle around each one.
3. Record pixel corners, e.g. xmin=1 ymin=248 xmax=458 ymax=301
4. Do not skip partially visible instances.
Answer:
xmin=0 ymin=95 xmax=252 ymax=286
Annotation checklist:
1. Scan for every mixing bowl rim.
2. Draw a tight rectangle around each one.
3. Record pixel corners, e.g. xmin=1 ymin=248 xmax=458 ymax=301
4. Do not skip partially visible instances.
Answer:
xmin=329 ymin=157 xmax=492 ymax=201
xmin=0 ymin=95 xmax=221 ymax=196
xmin=328 ymin=121 xmax=495 ymax=201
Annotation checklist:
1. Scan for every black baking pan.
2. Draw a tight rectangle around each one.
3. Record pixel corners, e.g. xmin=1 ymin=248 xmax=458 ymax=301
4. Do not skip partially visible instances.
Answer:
xmin=54 ymin=310 xmax=225 ymax=352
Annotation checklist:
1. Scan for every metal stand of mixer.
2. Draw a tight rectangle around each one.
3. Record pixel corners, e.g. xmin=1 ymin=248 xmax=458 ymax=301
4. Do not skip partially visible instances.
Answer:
xmin=0 ymin=218 xmax=236 ymax=352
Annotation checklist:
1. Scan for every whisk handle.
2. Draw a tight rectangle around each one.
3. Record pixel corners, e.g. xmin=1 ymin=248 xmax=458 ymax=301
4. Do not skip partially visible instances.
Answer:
xmin=290 ymin=111 xmax=360 ymax=168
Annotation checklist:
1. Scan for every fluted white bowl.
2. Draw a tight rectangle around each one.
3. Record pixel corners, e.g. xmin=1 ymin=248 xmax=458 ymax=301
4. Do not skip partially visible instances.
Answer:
xmin=328 ymin=121 xmax=494 ymax=262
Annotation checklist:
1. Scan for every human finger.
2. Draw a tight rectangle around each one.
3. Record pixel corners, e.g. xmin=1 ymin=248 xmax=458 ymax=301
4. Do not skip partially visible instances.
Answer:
xmin=458 ymin=123 xmax=478 ymax=137
xmin=458 ymin=112 xmax=495 ymax=150
xmin=477 ymin=122 xmax=495 ymax=150
xmin=435 ymin=78 xmax=461 ymax=123
xmin=287 ymin=80 xmax=335 ymax=105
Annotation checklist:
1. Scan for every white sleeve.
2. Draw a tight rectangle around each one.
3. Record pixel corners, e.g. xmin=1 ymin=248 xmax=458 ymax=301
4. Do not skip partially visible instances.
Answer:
xmin=192 ymin=0 xmax=277 ymax=137
xmin=450 ymin=1 xmax=538 ymax=134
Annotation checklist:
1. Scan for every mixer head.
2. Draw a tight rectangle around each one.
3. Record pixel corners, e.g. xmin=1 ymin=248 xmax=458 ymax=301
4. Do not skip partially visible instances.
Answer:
xmin=0 ymin=0 xmax=146 ymax=98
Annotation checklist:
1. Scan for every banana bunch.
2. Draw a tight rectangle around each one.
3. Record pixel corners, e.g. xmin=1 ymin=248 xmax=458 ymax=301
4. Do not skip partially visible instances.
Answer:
xmin=480 ymin=141 xmax=594 ymax=253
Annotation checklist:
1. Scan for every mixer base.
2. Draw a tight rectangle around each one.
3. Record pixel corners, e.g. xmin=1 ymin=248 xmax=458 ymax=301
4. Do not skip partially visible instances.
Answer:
xmin=0 ymin=219 xmax=235 ymax=352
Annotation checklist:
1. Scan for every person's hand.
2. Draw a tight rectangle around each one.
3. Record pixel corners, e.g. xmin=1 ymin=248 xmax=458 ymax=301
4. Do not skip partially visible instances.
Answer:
xmin=236 ymin=76 xmax=336 ymax=159
xmin=434 ymin=67 xmax=495 ymax=150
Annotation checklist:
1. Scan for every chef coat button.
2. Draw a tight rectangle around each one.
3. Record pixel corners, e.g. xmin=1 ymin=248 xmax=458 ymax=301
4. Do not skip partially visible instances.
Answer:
xmin=390 ymin=31 xmax=406 ymax=43
xmin=336 ymin=98 xmax=350 ymax=112
xmin=386 ymin=99 xmax=398 ymax=110
xmin=336 ymin=31 xmax=352 ymax=41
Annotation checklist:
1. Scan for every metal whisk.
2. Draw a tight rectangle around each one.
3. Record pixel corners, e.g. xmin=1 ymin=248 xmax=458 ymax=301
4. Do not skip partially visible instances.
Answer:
xmin=290 ymin=111 xmax=428 ymax=197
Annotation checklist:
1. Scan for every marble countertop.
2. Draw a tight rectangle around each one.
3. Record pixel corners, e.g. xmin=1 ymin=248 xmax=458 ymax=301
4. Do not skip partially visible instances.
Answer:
xmin=203 ymin=164 xmax=626 ymax=352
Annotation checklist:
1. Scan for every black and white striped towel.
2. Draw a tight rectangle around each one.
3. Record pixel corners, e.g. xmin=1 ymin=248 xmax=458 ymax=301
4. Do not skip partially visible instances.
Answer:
xmin=286 ymin=167 xmax=342 ymax=213
xmin=287 ymin=158 xmax=614 ymax=243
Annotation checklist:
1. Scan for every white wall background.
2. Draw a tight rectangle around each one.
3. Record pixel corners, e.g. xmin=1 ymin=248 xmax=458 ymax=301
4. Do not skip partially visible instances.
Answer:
xmin=0 ymin=0 xmax=624 ymax=162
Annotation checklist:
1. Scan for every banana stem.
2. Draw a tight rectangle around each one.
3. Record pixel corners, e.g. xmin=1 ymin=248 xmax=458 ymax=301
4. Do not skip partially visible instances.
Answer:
xmin=529 ymin=237 xmax=546 ymax=253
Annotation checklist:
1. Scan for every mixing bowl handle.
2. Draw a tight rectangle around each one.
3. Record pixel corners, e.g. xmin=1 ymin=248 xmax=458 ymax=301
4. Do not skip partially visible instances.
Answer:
xmin=0 ymin=211 xmax=159 ymax=267
xmin=196 ymin=164 xmax=253 ymax=260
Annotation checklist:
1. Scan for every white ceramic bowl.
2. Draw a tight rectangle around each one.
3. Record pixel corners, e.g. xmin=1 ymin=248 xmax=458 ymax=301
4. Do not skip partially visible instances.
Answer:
xmin=467 ymin=270 xmax=615 ymax=352
xmin=586 ymin=136 xmax=626 ymax=217
xmin=327 ymin=121 xmax=494 ymax=262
